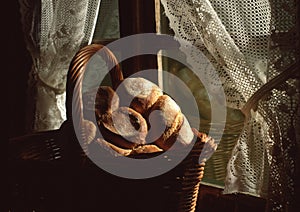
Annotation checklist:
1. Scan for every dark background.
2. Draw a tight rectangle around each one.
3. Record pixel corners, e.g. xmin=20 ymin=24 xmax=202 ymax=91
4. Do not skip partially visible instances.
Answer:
xmin=10 ymin=0 xmax=32 ymax=138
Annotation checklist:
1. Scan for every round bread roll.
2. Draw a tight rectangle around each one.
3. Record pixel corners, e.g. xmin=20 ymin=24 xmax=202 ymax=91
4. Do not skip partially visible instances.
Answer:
xmin=192 ymin=128 xmax=217 ymax=163
xmin=96 ymin=138 xmax=132 ymax=156
xmin=98 ymin=107 xmax=148 ymax=149
xmin=87 ymin=79 xmax=197 ymax=153
xmin=146 ymin=95 xmax=185 ymax=150
xmin=95 ymin=86 xmax=119 ymax=115
xmin=174 ymin=115 xmax=195 ymax=147
xmin=83 ymin=86 xmax=119 ymax=121
xmin=131 ymin=144 xmax=163 ymax=155
xmin=82 ymin=119 xmax=97 ymax=144
xmin=95 ymin=138 xmax=163 ymax=157
xmin=116 ymin=77 xmax=163 ymax=115
xmin=82 ymin=87 xmax=98 ymax=121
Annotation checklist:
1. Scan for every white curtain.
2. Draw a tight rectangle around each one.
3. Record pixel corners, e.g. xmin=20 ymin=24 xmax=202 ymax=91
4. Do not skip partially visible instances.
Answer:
xmin=19 ymin=0 xmax=101 ymax=131
xmin=161 ymin=0 xmax=299 ymax=210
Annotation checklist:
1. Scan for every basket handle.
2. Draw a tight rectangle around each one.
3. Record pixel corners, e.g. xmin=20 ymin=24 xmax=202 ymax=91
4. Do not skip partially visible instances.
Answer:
xmin=66 ymin=44 xmax=123 ymax=145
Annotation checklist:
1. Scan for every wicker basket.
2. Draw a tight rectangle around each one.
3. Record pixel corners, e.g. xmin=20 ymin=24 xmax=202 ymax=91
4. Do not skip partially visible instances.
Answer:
xmin=66 ymin=43 xmax=216 ymax=211
xmin=9 ymin=43 xmax=216 ymax=212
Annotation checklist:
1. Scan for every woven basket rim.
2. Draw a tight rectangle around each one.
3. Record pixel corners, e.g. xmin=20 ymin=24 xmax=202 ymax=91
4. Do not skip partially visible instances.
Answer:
xmin=65 ymin=43 xmax=213 ymax=212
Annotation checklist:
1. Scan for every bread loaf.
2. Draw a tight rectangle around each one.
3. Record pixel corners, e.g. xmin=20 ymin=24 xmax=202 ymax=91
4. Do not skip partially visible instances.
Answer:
xmin=98 ymin=107 xmax=148 ymax=149
xmin=95 ymin=138 xmax=163 ymax=157
xmin=95 ymin=86 xmax=119 ymax=115
xmin=91 ymin=78 xmax=198 ymax=153
xmin=146 ymin=95 xmax=183 ymax=150
xmin=83 ymin=86 xmax=119 ymax=122
xmin=116 ymin=77 xmax=163 ymax=115
xmin=82 ymin=119 xmax=97 ymax=144
xmin=175 ymin=115 xmax=195 ymax=147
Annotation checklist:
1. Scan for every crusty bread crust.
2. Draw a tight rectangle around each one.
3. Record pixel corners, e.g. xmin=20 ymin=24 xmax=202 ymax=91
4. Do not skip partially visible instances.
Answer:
xmin=92 ymin=78 xmax=198 ymax=153
xmin=95 ymin=86 xmax=119 ymax=115
xmin=117 ymin=77 xmax=163 ymax=115
xmin=99 ymin=107 xmax=148 ymax=149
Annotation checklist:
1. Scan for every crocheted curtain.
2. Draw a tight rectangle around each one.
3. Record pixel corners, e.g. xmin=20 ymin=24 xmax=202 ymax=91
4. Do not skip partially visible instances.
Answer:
xmin=19 ymin=0 xmax=101 ymax=131
xmin=161 ymin=0 xmax=299 ymax=211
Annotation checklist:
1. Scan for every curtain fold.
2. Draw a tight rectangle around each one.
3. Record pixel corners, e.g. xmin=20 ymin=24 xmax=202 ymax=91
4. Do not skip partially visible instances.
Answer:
xmin=19 ymin=0 xmax=101 ymax=131
xmin=161 ymin=0 xmax=299 ymax=210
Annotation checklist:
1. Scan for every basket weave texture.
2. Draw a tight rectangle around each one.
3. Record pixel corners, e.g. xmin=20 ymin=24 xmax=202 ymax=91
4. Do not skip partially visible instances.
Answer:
xmin=9 ymin=44 xmax=216 ymax=212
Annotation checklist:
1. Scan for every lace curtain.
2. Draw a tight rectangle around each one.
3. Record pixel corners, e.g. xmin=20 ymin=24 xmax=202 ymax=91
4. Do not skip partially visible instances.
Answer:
xmin=92 ymin=0 xmax=120 ymax=40
xmin=161 ymin=0 xmax=299 ymax=211
xmin=19 ymin=0 xmax=101 ymax=131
